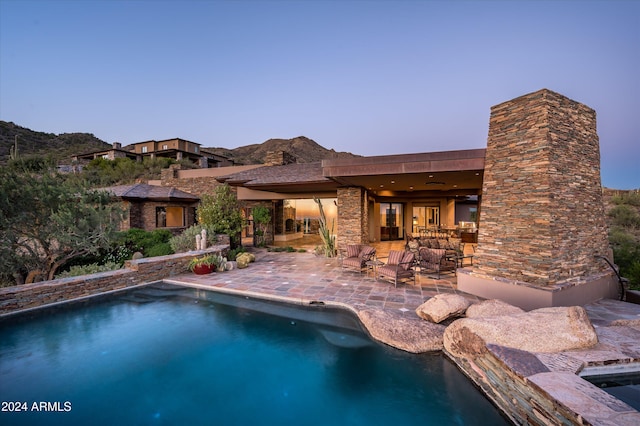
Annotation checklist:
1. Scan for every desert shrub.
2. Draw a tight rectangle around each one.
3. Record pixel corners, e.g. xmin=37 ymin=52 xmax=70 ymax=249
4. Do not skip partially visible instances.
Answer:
xmin=610 ymin=227 xmax=640 ymax=289
xmin=226 ymin=247 xmax=246 ymax=261
xmin=612 ymin=191 xmax=640 ymax=207
xmin=608 ymin=205 xmax=640 ymax=229
xmin=55 ymin=262 xmax=121 ymax=279
xmin=170 ymin=224 xmax=218 ymax=253
xmin=146 ymin=243 xmax=173 ymax=257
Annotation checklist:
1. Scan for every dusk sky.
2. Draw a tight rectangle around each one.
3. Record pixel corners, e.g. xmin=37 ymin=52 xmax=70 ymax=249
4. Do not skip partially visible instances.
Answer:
xmin=1 ymin=0 xmax=638 ymax=189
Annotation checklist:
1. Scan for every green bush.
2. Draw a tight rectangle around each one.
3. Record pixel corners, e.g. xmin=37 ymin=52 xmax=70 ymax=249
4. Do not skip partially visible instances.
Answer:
xmin=146 ymin=243 xmax=173 ymax=257
xmin=612 ymin=191 xmax=640 ymax=207
xmin=608 ymin=205 xmax=640 ymax=229
xmin=226 ymin=247 xmax=246 ymax=261
xmin=610 ymin=227 xmax=640 ymax=289
xmin=55 ymin=262 xmax=121 ymax=279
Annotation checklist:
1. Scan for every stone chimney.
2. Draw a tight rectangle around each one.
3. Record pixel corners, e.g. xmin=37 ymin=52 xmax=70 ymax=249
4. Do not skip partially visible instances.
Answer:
xmin=113 ymin=142 xmax=122 ymax=149
xmin=264 ymin=151 xmax=296 ymax=166
xmin=457 ymin=89 xmax=618 ymax=309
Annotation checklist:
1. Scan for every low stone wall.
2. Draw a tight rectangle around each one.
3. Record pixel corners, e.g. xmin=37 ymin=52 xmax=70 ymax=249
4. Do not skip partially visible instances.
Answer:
xmin=0 ymin=245 xmax=228 ymax=316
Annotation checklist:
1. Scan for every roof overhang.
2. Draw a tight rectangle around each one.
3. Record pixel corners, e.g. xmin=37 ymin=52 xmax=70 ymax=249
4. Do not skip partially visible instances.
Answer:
xmin=322 ymin=149 xmax=486 ymax=197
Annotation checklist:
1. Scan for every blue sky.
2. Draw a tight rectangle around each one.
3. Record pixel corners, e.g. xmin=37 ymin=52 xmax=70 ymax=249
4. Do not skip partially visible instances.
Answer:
xmin=1 ymin=0 xmax=638 ymax=189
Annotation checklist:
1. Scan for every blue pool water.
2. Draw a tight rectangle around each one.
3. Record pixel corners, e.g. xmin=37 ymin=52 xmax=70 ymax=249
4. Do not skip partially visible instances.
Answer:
xmin=0 ymin=284 xmax=508 ymax=425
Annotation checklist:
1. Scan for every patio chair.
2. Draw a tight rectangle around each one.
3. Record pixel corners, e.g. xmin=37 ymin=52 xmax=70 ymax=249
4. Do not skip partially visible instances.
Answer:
xmin=416 ymin=247 xmax=456 ymax=279
xmin=340 ymin=244 xmax=376 ymax=274
xmin=377 ymin=250 xmax=416 ymax=287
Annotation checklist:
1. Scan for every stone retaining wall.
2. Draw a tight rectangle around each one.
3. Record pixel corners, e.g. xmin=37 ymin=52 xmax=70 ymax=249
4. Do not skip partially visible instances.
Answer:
xmin=447 ymin=348 xmax=575 ymax=425
xmin=0 ymin=244 xmax=228 ymax=316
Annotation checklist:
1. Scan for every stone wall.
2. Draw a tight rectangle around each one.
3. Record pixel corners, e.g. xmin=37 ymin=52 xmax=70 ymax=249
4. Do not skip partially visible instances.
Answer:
xmin=264 ymin=151 xmax=296 ymax=166
xmin=160 ymin=165 xmax=223 ymax=196
xmin=475 ymin=89 xmax=611 ymax=287
xmin=337 ymin=187 xmax=369 ymax=249
xmin=0 ymin=243 xmax=229 ymax=316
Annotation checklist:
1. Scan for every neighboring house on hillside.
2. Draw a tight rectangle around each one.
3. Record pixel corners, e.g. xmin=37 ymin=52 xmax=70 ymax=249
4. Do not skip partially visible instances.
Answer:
xmin=101 ymin=183 xmax=199 ymax=233
xmin=72 ymin=138 xmax=233 ymax=169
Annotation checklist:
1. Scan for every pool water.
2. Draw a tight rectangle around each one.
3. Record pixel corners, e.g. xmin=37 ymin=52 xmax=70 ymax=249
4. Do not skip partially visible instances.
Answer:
xmin=0 ymin=284 xmax=508 ymax=425
xmin=584 ymin=371 xmax=640 ymax=411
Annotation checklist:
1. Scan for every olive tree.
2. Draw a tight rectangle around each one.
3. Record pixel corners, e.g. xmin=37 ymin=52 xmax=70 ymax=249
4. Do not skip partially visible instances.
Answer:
xmin=0 ymin=160 xmax=125 ymax=285
xmin=252 ymin=205 xmax=271 ymax=247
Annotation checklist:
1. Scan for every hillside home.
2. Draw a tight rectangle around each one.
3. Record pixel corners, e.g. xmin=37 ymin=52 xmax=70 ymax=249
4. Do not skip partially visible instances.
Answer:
xmin=73 ymin=138 xmax=233 ymax=169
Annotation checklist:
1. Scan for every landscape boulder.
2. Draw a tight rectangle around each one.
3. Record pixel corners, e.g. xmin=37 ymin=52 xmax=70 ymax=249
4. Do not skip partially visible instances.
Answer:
xmin=357 ymin=307 xmax=446 ymax=353
xmin=443 ymin=306 xmax=598 ymax=359
xmin=465 ymin=299 xmax=525 ymax=318
xmin=236 ymin=252 xmax=255 ymax=269
xmin=415 ymin=293 xmax=472 ymax=323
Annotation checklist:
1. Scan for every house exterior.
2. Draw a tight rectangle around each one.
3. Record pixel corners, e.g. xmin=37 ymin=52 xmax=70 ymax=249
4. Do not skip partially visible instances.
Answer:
xmin=73 ymin=139 xmax=234 ymax=169
xmin=102 ymin=183 xmax=200 ymax=233
xmin=151 ymin=89 xmax=618 ymax=309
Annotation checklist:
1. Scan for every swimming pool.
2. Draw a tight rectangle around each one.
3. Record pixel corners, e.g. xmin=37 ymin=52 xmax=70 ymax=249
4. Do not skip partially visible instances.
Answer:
xmin=0 ymin=283 xmax=508 ymax=425
xmin=581 ymin=364 xmax=640 ymax=411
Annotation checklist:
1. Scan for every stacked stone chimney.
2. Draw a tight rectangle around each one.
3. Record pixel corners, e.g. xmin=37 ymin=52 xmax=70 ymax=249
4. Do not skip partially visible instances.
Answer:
xmin=264 ymin=151 xmax=296 ymax=166
xmin=473 ymin=89 xmax=611 ymax=287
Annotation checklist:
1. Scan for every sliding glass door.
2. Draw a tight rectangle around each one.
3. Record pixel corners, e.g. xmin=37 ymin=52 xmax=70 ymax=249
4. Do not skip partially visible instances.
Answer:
xmin=380 ymin=203 xmax=404 ymax=241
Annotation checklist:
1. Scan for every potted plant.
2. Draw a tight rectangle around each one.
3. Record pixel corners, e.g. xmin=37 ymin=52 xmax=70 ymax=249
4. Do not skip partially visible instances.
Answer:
xmin=188 ymin=254 xmax=217 ymax=275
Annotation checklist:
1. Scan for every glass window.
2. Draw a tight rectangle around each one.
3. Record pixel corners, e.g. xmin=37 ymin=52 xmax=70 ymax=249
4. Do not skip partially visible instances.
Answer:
xmin=142 ymin=146 xmax=148 ymax=153
xmin=156 ymin=207 xmax=184 ymax=228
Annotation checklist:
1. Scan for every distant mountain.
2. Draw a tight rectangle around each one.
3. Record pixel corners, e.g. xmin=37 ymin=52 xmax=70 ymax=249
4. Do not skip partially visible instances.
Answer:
xmin=204 ymin=136 xmax=360 ymax=164
xmin=0 ymin=121 xmax=111 ymax=166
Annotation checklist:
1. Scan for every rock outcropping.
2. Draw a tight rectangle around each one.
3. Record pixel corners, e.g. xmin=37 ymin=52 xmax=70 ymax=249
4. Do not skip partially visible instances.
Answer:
xmin=444 ymin=306 xmax=598 ymax=358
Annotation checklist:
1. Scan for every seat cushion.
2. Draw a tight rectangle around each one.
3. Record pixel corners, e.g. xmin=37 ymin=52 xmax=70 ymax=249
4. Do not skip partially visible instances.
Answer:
xmin=346 ymin=244 xmax=361 ymax=258
xmin=359 ymin=245 xmax=375 ymax=259
xmin=343 ymin=257 xmax=365 ymax=270
xmin=401 ymin=251 xmax=415 ymax=270
xmin=388 ymin=250 xmax=404 ymax=266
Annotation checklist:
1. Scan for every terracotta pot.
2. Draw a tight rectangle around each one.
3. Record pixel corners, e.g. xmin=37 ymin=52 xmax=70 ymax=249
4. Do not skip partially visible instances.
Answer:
xmin=192 ymin=264 xmax=215 ymax=275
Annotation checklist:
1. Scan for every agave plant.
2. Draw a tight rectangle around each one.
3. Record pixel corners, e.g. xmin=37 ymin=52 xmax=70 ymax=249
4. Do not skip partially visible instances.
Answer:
xmin=313 ymin=197 xmax=336 ymax=257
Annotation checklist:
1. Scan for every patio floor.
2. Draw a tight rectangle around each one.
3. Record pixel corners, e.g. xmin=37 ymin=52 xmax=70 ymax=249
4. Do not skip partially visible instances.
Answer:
xmin=167 ymin=242 xmax=481 ymax=314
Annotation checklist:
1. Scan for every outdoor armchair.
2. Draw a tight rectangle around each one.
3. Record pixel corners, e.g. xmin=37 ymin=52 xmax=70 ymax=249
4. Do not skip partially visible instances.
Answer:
xmin=377 ymin=250 xmax=416 ymax=287
xmin=416 ymin=247 xmax=456 ymax=279
xmin=340 ymin=244 xmax=376 ymax=274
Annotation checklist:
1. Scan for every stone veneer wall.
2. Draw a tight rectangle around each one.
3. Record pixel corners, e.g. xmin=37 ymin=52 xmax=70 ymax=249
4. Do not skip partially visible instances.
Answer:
xmin=264 ymin=151 xmax=296 ymax=166
xmin=160 ymin=165 xmax=224 ymax=195
xmin=0 ymin=241 xmax=229 ymax=316
xmin=474 ymin=89 xmax=611 ymax=287
xmin=337 ymin=187 xmax=368 ymax=249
